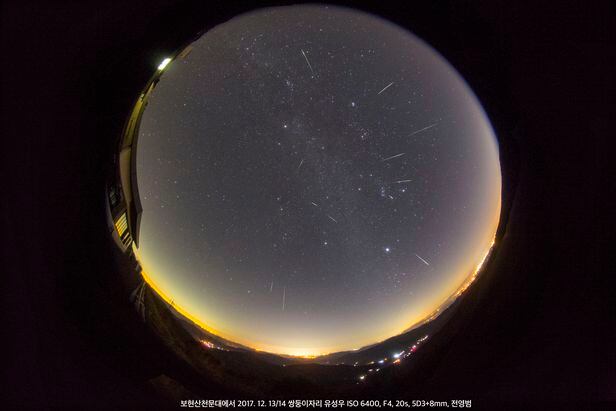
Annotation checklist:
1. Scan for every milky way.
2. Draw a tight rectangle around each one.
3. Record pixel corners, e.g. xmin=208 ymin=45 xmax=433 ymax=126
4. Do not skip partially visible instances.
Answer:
xmin=135 ymin=5 xmax=501 ymax=355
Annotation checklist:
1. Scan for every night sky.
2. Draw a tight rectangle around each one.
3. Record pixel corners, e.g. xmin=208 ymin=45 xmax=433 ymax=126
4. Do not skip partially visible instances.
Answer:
xmin=135 ymin=5 xmax=501 ymax=356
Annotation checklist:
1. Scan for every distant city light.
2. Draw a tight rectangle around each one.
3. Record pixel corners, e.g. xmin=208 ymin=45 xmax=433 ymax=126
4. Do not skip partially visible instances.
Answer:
xmin=158 ymin=57 xmax=172 ymax=71
xmin=200 ymin=339 xmax=215 ymax=349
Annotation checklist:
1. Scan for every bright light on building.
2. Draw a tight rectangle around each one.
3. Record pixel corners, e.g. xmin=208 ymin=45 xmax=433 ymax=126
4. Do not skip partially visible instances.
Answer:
xmin=158 ymin=57 xmax=172 ymax=71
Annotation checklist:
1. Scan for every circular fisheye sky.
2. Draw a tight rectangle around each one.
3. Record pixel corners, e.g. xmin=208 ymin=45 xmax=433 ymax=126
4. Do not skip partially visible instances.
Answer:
xmin=135 ymin=5 xmax=501 ymax=356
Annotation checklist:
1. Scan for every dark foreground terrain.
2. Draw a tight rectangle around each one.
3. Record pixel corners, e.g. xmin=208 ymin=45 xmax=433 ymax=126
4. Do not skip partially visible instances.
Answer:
xmin=144 ymin=281 xmax=459 ymax=400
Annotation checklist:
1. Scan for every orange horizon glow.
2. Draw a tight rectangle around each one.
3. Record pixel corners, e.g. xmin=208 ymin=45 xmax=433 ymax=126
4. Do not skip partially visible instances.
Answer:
xmin=138 ymin=224 xmax=499 ymax=357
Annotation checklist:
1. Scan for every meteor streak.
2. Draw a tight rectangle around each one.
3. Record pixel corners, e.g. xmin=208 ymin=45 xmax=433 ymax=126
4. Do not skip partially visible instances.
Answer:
xmin=301 ymin=49 xmax=315 ymax=76
xmin=377 ymin=82 xmax=394 ymax=95
xmin=381 ymin=152 xmax=405 ymax=162
xmin=410 ymin=123 xmax=437 ymax=136
xmin=392 ymin=179 xmax=412 ymax=184
xmin=415 ymin=253 xmax=430 ymax=266
xmin=327 ymin=215 xmax=338 ymax=223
